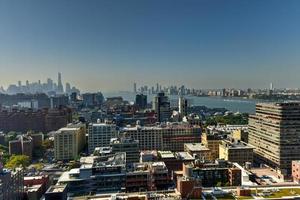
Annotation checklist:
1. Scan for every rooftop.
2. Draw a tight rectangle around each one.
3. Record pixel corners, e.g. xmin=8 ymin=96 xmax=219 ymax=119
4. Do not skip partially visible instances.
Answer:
xmin=221 ymin=139 xmax=254 ymax=149
xmin=26 ymin=184 xmax=43 ymax=193
xmin=46 ymin=184 xmax=67 ymax=193
xmin=185 ymin=143 xmax=210 ymax=151
xmin=90 ymin=123 xmax=115 ymax=127
xmin=175 ymin=151 xmax=195 ymax=160
xmin=257 ymin=102 xmax=300 ymax=108
xmin=58 ymin=127 xmax=80 ymax=132
xmin=158 ymin=151 xmax=175 ymax=159
xmin=123 ymin=123 xmax=200 ymax=131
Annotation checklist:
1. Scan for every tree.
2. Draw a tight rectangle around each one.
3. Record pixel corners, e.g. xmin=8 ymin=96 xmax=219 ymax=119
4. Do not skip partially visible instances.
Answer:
xmin=0 ymin=145 xmax=8 ymax=153
xmin=42 ymin=139 xmax=54 ymax=149
xmin=32 ymin=163 xmax=44 ymax=170
xmin=5 ymin=155 xmax=30 ymax=169
xmin=216 ymin=182 xmax=222 ymax=187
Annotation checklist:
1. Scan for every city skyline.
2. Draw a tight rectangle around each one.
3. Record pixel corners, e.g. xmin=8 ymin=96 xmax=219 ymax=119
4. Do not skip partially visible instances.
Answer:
xmin=1 ymin=0 xmax=300 ymax=91
xmin=0 ymin=74 xmax=298 ymax=94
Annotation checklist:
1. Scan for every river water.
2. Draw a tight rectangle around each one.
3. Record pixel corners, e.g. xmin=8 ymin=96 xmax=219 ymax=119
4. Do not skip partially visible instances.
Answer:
xmin=103 ymin=91 xmax=265 ymax=114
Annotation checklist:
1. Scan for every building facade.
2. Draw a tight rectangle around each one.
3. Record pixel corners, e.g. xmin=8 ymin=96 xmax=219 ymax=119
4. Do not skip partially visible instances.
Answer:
xmin=135 ymin=94 xmax=147 ymax=109
xmin=54 ymin=123 xmax=86 ymax=161
xmin=181 ymin=160 xmax=241 ymax=187
xmin=88 ymin=123 xmax=118 ymax=154
xmin=57 ymin=153 xmax=126 ymax=196
xmin=110 ymin=136 xmax=140 ymax=164
xmin=248 ymin=102 xmax=300 ymax=176
xmin=201 ymin=132 xmax=223 ymax=160
xmin=0 ymin=107 xmax=72 ymax=133
xmin=0 ymin=165 xmax=24 ymax=200
xmin=153 ymin=92 xmax=171 ymax=122
xmin=219 ymin=139 xmax=254 ymax=166
xmin=123 ymin=123 xmax=201 ymax=151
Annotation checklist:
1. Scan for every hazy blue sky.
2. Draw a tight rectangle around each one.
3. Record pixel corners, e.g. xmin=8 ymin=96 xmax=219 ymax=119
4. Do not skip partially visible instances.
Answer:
xmin=0 ymin=0 xmax=300 ymax=92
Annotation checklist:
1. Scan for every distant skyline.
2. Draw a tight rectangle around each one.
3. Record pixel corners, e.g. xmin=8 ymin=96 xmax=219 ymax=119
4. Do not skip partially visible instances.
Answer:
xmin=1 ymin=0 xmax=300 ymax=92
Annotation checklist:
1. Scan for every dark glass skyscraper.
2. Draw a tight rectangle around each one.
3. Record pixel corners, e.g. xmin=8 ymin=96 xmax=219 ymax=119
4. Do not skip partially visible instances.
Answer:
xmin=153 ymin=92 xmax=171 ymax=122
xmin=135 ymin=94 xmax=147 ymax=109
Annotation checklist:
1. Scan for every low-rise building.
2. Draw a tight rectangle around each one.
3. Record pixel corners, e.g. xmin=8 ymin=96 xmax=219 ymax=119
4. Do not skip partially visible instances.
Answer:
xmin=126 ymin=162 xmax=170 ymax=192
xmin=24 ymin=175 xmax=50 ymax=200
xmin=9 ymin=135 xmax=33 ymax=159
xmin=201 ymin=132 xmax=223 ymax=160
xmin=231 ymin=129 xmax=249 ymax=143
xmin=110 ymin=136 xmax=139 ymax=164
xmin=219 ymin=139 xmax=254 ymax=166
xmin=57 ymin=153 xmax=126 ymax=196
xmin=292 ymin=160 xmax=300 ymax=183
xmin=45 ymin=184 xmax=67 ymax=200
xmin=179 ymin=160 xmax=242 ymax=187
xmin=184 ymin=143 xmax=212 ymax=161
xmin=25 ymin=184 xmax=43 ymax=200
xmin=177 ymin=175 xmax=202 ymax=199
xmin=140 ymin=150 xmax=158 ymax=162
xmin=157 ymin=151 xmax=194 ymax=173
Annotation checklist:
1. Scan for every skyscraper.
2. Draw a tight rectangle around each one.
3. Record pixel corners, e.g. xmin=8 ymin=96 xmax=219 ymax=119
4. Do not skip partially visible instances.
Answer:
xmin=248 ymin=102 xmax=300 ymax=177
xmin=179 ymin=96 xmax=188 ymax=118
xmin=57 ymin=72 xmax=64 ymax=93
xmin=156 ymin=83 xmax=159 ymax=93
xmin=153 ymin=92 xmax=171 ymax=122
xmin=133 ymin=82 xmax=137 ymax=93
xmin=65 ymin=82 xmax=71 ymax=94
xmin=47 ymin=78 xmax=54 ymax=91
xmin=135 ymin=94 xmax=147 ymax=109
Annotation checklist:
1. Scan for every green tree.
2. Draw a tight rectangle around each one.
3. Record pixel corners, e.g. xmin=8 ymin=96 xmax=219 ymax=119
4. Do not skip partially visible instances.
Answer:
xmin=32 ymin=163 xmax=44 ymax=170
xmin=42 ymin=139 xmax=54 ymax=149
xmin=5 ymin=155 xmax=30 ymax=169
xmin=0 ymin=145 xmax=8 ymax=153
xmin=216 ymin=182 xmax=222 ymax=187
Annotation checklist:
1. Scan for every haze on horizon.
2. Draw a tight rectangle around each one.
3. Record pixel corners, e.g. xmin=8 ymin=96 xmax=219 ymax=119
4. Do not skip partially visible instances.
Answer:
xmin=1 ymin=0 xmax=300 ymax=92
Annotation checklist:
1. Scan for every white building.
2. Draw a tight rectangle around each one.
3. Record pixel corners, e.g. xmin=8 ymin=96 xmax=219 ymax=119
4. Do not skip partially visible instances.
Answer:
xmin=88 ymin=123 xmax=118 ymax=154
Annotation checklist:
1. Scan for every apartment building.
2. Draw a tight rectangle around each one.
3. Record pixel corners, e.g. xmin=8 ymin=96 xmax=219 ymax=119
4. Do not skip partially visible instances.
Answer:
xmin=219 ymin=139 xmax=254 ymax=165
xmin=0 ymin=165 xmax=24 ymax=200
xmin=180 ymin=159 xmax=242 ymax=187
xmin=54 ymin=123 xmax=86 ymax=161
xmin=201 ymin=132 xmax=223 ymax=160
xmin=57 ymin=153 xmax=126 ymax=196
xmin=110 ymin=136 xmax=139 ymax=164
xmin=184 ymin=143 xmax=212 ymax=161
xmin=123 ymin=123 xmax=201 ymax=151
xmin=248 ymin=102 xmax=300 ymax=176
xmin=126 ymin=162 xmax=170 ymax=192
xmin=88 ymin=123 xmax=118 ymax=154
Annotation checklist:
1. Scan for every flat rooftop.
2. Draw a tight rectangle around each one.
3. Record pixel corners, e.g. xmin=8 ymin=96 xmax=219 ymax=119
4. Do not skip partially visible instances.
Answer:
xmin=222 ymin=139 xmax=254 ymax=149
xmin=158 ymin=151 xmax=175 ymax=159
xmin=123 ymin=123 xmax=200 ymax=131
xmin=90 ymin=123 xmax=115 ymax=127
xmin=24 ymin=175 xmax=47 ymax=180
xmin=185 ymin=143 xmax=210 ymax=151
xmin=176 ymin=152 xmax=195 ymax=160
xmin=46 ymin=184 xmax=67 ymax=193
xmin=58 ymin=127 xmax=79 ymax=131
